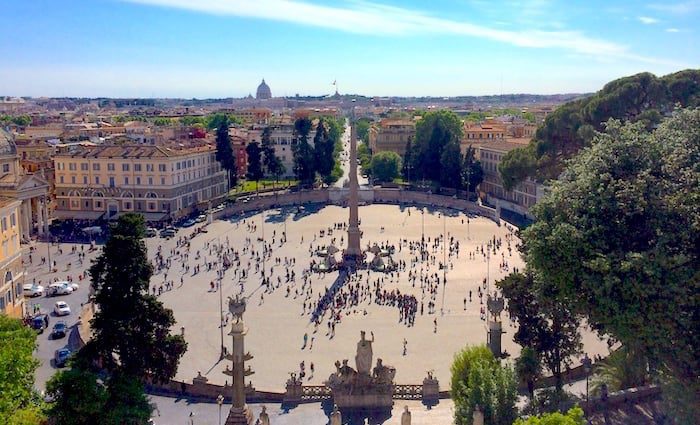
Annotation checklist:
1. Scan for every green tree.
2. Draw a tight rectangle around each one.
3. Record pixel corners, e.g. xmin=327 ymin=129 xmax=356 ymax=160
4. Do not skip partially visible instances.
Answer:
xmin=215 ymin=119 xmax=237 ymax=191
xmin=450 ymin=345 xmax=497 ymax=407
xmin=513 ymin=407 xmax=586 ymax=425
xmin=369 ymin=151 xmax=401 ymax=183
xmin=357 ymin=142 xmax=372 ymax=175
xmin=292 ymin=118 xmax=315 ymax=184
xmin=516 ymin=346 xmax=541 ymax=403
xmin=245 ymin=141 xmax=264 ymax=191
xmin=101 ymin=374 xmax=152 ymax=425
xmin=85 ymin=213 xmax=187 ymax=383
xmin=411 ymin=110 xmax=463 ymax=183
xmin=355 ymin=118 xmax=371 ymax=144
xmin=520 ymin=110 xmax=700 ymax=420
xmin=46 ymin=368 xmax=107 ymax=425
xmin=496 ymin=272 xmax=581 ymax=392
xmin=452 ymin=349 xmax=517 ymax=425
xmin=439 ymin=141 xmax=463 ymax=189
xmin=590 ymin=345 xmax=649 ymax=395
xmin=206 ymin=113 xmax=229 ymax=130
xmin=499 ymin=145 xmax=537 ymax=191
xmin=313 ymin=119 xmax=335 ymax=185
xmin=0 ymin=315 xmax=44 ymax=424
xmin=153 ymin=117 xmax=171 ymax=126
xmin=11 ymin=115 xmax=32 ymax=126
xmin=462 ymin=145 xmax=484 ymax=194
xmin=402 ymin=139 xmax=413 ymax=181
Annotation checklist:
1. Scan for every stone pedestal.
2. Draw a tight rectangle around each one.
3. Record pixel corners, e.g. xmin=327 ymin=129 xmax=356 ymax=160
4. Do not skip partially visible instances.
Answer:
xmin=283 ymin=377 xmax=303 ymax=405
xmin=487 ymin=320 xmax=503 ymax=358
xmin=224 ymin=406 xmax=253 ymax=425
xmin=422 ymin=375 xmax=440 ymax=403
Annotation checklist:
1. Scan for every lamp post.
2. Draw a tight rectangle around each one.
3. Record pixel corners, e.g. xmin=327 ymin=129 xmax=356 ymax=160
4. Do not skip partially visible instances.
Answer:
xmin=582 ymin=353 xmax=592 ymax=414
xmin=216 ymin=394 xmax=224 ymax=425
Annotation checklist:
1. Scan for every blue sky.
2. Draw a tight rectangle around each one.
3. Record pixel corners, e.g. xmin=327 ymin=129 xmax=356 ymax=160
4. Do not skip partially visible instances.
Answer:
xmin=1 ymin=0 xmax=698 ymax=97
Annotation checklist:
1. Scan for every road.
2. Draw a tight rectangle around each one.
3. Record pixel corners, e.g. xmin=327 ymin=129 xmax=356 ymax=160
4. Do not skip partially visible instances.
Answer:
xmin=333 ymin=119 xmax=369 ymax=188
xmin=24 ymin=243 xmax=101 ymax=392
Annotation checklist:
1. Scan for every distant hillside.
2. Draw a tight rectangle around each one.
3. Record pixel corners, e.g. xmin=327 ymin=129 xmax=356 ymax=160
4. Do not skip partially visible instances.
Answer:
xmin=499 ymin=69 xmax=700 ymax=189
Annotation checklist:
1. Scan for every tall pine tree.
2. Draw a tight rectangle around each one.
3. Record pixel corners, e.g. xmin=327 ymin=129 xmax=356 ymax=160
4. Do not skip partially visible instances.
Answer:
xmin=292 ymin=117 xmax=315 ymax=184
xmin=215 ymin=119 xmax=236 ymax=191
xmin=245 ymin=141 xmax=264 ymax=191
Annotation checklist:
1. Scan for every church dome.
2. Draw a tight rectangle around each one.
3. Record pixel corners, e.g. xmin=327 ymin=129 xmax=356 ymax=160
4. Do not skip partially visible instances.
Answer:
xmin=0 ymin=129 xmax=17 ymax=156
xmin=256 ymin=79 xmax=272 ymax=100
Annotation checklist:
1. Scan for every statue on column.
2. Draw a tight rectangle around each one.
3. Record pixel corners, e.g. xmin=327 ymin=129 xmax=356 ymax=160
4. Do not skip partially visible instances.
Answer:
xmin=355 ymin=331 xmax=374 ymax=375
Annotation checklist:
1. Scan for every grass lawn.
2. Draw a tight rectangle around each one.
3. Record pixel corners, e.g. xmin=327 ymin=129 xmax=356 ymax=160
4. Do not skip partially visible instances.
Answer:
xmin=230 ymin=179 xmax=298 ymax=195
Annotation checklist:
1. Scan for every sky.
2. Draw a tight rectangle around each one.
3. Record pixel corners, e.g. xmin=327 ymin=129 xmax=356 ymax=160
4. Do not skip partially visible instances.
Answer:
xmin=0 ymin=0 xmax=698 ymax=98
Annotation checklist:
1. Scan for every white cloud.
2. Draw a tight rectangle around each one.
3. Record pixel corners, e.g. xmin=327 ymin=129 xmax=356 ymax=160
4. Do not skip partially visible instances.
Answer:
xmin=648 ymin=1 xmax=700 ymax=14
xmin=638 ymin=16 xmax=659 ymax=24
xmin=123 ymin=0 xmax=685 ymax=67
xmin=666 ymin=28 xmax=681 ymax=32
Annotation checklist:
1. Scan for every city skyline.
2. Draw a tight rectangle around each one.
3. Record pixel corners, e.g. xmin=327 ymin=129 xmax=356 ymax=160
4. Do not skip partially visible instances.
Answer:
xmin=1 ymin=0 xmax=698 ymax=98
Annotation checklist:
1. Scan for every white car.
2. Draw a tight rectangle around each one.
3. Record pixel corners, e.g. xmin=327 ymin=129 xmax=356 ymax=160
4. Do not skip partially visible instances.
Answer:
xmin=23 ymin=284 xmax=44 ymax=297
xmin=54 ymin=281 xmax=79 ymax=291
xmin=195 ymin=214 xmax=207 ymax=223
xmin=54 ymin=301 xmax=71 ymax=316
xmin=48 ymin=283 xmax=73 ymax=296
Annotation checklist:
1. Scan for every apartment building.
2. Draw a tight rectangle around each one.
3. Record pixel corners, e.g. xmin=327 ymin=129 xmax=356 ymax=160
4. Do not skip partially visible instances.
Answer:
xmin=53 ymin=143 xmax=227 ymax=222
xmin=0 ymin=197 xmax=24 ymax=318
xmin=475 ymin=141 xmax=545 ymax=219
xmin=368 ymin=119 xmax=415 ymax=155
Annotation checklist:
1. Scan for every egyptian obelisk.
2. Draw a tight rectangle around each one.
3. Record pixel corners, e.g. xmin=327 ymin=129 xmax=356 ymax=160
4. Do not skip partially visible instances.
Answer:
xmin=344 ymin=119 xmax=362 ymax=262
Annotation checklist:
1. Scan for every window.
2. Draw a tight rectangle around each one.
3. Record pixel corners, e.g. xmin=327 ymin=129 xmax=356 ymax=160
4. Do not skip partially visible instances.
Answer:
xmin=71 ymin=176 xmax=76 ymax=184
xmin=109 ymin=177 xmax=115 ymax=187
xmin=125 ymin=202 xmax=131 ymax=209
xmin=148 ymin=202 xmax=156 ymax=210
xmin=81 ymin=163 xmax=88 ymax=171
xmin=146 ymin=164 xmax=154 ymax=172
xmin=95 ymin=176 xmax=100 ymax=184
xmin=96 ymin=201 xmax=102 ymax=208
xmin=158 ymin=164 xmax=166 ymax=172
xmin=2 ymin=164 xmax=9 ymax=173
xmin=10 ymin=213 xmax=15 ymax=227
xmin=136 ymin=177 xmax=141 ymax=185
xmin=122 ymin=163 xmax=130 ymax=171
xmin=60 ymin=176 xmax=64 ymax=183
xmin=83 ymin=176 xmax=88 ymax=184
xmin=148 ymin=177 xmax=153 ymax=185
xmin=1 ymin=217 xmax=6 ymax=231
xmin=69 ymin=163 xmax=77 ymax=171
xmin=161 ymin=177 xmax=165 ymax=185
xmin=93 ymin=163 xmax=100 ymax=171
xmin=134 ymin=164 xmax=142 ymax=172
xmin=107 ymin=163 xmax=115 ymax=171
xmin=124 ymin=177 xmax=129 ymax=185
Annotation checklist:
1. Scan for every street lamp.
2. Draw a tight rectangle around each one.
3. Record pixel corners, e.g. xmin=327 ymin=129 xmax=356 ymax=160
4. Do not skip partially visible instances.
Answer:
xmin=216 ymin=394 xmax=224 ymax=425
xmin=582 ymin=353 xmax=592 ymax=414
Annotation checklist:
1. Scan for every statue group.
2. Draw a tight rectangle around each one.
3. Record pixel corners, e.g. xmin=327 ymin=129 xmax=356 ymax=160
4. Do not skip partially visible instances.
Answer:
xmin=325 ymin=331 xmax=396 ymax=410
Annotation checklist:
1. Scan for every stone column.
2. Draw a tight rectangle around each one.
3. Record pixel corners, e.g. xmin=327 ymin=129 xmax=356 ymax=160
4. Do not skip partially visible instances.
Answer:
xmin=345 ymin=120 xmax=362 ymax=260
xmin=223 ymin=320 xmax=253 ymax=424
xmin=37 ymin=198 xmax=45 ymax=236
xmin=21 ymin=201 xmax=31 ymax=241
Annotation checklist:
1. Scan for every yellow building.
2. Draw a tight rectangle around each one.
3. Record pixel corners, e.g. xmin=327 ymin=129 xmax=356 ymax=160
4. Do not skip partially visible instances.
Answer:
xmin=368 ymin=119 xmax=415 ymax=155
xmin=0 ymin=197 xmax=24 ymax=318
xmin=53 ymin=142 xmax=227 ymax=222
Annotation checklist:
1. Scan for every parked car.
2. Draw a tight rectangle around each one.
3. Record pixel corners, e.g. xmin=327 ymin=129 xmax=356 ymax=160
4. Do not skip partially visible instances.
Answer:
xmin=31 ymin=314 xmax=50 ymax=333
xmin=23 ymin=284 xmax=44 ymax=298
xmin=47 ymin=283 xmax=73 ymax=296
xmin=145 ymin=227 xmax=158 ymax=237
xmin=195 ymin=214 xmax=207 ymax=223
xmin=54 ymin=348 xmax=71 ymax=367
xmin=54 ymin=301 xmax=71 ymax=316
xmin=51 ymin=321 xmax=67 ymax=339
xmin=160 ymin=228 xmax=176 ymax=238
xmin=182 ymin=218 xmax=196 ymax=227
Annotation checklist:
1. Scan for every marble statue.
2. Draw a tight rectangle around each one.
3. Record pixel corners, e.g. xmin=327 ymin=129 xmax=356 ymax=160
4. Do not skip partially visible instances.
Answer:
xmin=355 ymin=331 xmax=374 ymax=375
xmin=401 ymin=405 xmax=412 ymax=425
xmin=258 ymin=406 xmax=270 ymax=425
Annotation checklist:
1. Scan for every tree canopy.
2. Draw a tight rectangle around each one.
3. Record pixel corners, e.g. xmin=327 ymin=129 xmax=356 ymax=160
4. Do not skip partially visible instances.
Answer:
xmin=0 ymin=315 xmax=43 ymax=424
xmin=245 ymin=141 xmax=264 ymax=186
xmin=519 ymin=110 xmax=700 ymax=417
xmin=513 ymin=407 xmax=586 ymax=425
xmin=408 ymin=110 xmax=463 ymax=184
xmin=369 ymin=151 xmax=401 ymax=182
xmin=292 ymin=117 xmax=315 ymax=184
xmin=500 ymin=69 xmax=700 ymax=187
xmin=85 ymin=213 xmax=187 ymax=383
xmin=215 ymin=119 xmax=237 ymax=189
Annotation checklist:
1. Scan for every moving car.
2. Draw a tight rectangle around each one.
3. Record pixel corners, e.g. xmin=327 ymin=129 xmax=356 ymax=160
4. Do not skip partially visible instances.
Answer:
xmin=23 ymin=284 xmax=44 ymax=297
xmin=47 ymin=282 xmax=73 ymax=296
xmin=55 ymin=281 xmax=79 ymax=291
xmin=195 ymin=214 xmax=207 ymax=223
xmin=31 ymin=314 xmax=50 ymax=333
xmin=182 ymin=218 xmax=196 ymax=227
xmin=54 ymin=348 xmax=71 ymax=367
xmin=51 ymin=321 xmax=67 ymax=339
xmin=145 ymin=227 xmax=158 ymax=237
xmin=54 ymin=301 xmax=71 ymax=316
